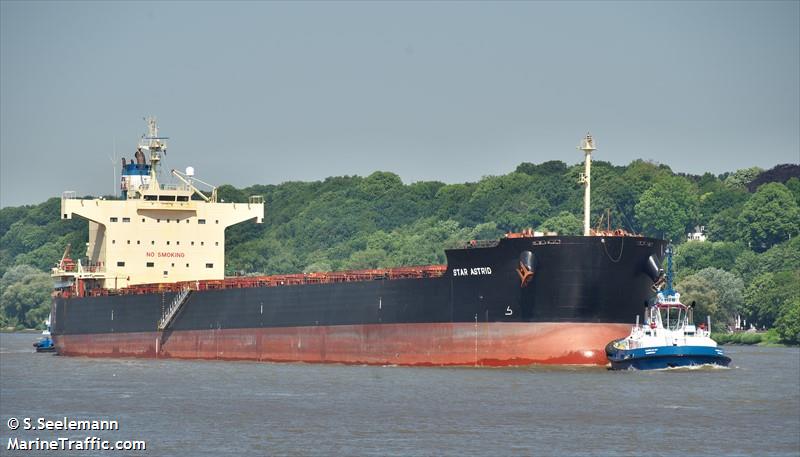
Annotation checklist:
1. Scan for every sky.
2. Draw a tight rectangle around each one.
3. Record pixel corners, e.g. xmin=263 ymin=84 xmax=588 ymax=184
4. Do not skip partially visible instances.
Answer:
xmin=1 ymin=1 xmax=798 ymax=207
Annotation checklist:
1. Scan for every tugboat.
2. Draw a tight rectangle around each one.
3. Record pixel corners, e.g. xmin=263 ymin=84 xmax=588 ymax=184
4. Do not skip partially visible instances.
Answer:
xmin=606 ymin=246 xmax=731 ymax=370
xmin=32 ymin=318 xmax=56 ymax=353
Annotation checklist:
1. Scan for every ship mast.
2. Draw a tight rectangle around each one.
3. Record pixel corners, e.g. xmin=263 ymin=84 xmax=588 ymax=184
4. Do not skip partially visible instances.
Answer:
xmin=578 ymin=133 xmax=596 ymax=236
xmin=140 ymin=116 xmax=168 ymax=190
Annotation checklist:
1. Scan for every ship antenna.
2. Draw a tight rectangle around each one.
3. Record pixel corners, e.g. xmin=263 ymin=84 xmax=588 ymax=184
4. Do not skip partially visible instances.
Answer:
xmin=140 ymin=116 xmax=169 ymax=190
xmin=578 ymin=132 xmax=596 ymax=236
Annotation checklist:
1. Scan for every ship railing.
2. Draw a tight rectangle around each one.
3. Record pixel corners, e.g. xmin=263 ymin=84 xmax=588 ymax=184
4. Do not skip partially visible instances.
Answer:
xmin=249 ymin=195 xmax=264 ymax=204
xmin=138 ymin=183 xmax=191 ymax=192
xmin=158 ymin=287 xmax=192 ymax=331
xmin=462 ymin=239 xmax=500 ymax=249
xmin=62 ymin=191 xmax=77 ymax=200
xmin=77 ymin=260 xmax=105 ymax=274
xmin=100 ymin=265 xmax=448 ymax=297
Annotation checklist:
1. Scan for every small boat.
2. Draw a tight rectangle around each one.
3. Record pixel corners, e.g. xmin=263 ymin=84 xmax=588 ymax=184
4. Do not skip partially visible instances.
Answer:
xmin=606 ymin=246 xmax=731 ymax=370
xmin=32 ymin=318 xmax=56 ymax=353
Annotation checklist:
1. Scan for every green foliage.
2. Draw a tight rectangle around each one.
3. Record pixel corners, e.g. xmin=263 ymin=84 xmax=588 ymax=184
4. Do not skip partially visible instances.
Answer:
xmin=699 ymin=186 xmax=748 ymax=242
xmin=622 ymin=160 xmax=674 ymax=195
xmin=677 ymin=267 xmax=743 ymax=330
xmin=706 ymin=207 xmax=743 ymax=242
xmin=0 ymin=198 xmax=88 ymax=276
xmin=431 ymin=183 xmax=475 ymax=223
xmin=466 ymin=173 xmax=551 ymax=231
xmin=712 ymin=331 xmax=773 ymax=345
xmin=674 ymin=241 xmax=745 ymax=280
xmin=516 ymin=160 xmax=577 ymax=214
xmin=635 ymin=176 xmax=698 ymax=242
xmin=724 ymin=166 xmax=763 ymax=189
xmin=786 ymin=177 xmax=800 ymax=206
xmin=775 ymin=298 xmax=800 ymax=345
xmin=742 ymin=270 xmax=800 ymax=329
xmin=340 ymin=219 xmax=484 ymax=270
xmin=733 ymin=237 xmax=800 ymax=284
xmin=538 ymin=211 xmax=582 ymax=236
xmin=693 ymin=268 xmax=744 ymax=328
xmin=0 ymin=265 xmax=51 ymax=329
xmin=739 ymin=183 xmax=800 ymax=252
xmin=676 ymin=274 xmax=719 ymax=327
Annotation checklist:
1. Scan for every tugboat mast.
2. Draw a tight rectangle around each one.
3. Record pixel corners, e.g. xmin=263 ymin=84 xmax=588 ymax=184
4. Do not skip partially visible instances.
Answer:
xmin=578 ymin=133 xmax=596 ymax=236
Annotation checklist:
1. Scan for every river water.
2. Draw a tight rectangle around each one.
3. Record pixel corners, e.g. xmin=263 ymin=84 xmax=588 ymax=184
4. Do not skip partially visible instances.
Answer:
xmin=1 ymin=332 xmax=798 ymax=456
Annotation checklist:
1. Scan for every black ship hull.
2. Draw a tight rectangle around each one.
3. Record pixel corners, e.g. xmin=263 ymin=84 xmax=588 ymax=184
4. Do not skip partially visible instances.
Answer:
xmin=52 ymin=235 xmax=666 ymax=366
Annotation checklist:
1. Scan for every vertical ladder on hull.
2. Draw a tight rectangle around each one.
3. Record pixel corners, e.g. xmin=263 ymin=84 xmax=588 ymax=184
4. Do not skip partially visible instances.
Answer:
xmin=158 ymin=288 xmax=191 ymax=331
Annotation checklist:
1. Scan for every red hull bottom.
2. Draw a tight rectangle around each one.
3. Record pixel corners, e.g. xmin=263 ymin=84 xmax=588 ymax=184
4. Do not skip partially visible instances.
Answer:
xmin=54 ymin=323 xmax=629 ymax=366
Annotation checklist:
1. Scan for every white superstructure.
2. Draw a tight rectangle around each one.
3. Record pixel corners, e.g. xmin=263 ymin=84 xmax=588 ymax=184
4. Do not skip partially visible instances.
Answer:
xmin=52 ymin=118 xmax=264 ymax=291
xmin=614 ymin=292 xmax=717 ymax=351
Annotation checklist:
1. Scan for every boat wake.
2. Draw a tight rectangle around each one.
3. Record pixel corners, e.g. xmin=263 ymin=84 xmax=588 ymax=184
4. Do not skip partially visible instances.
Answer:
xmin=621 ymin=363 xmax=732 ymax=372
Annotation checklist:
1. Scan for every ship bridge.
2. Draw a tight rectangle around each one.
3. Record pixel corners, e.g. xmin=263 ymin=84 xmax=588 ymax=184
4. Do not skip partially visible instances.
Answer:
xmin=53 ymin=118 xmax=264 ymax=292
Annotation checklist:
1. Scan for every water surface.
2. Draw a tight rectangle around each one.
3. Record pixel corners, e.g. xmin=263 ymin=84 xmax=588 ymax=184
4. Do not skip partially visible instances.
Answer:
xmin=1 ymin=333 xmax=798 ymax=456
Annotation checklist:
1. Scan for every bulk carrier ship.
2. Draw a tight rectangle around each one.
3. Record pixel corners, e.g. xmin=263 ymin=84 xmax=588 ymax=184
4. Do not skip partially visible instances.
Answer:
xmin=50 ymin=119 xmax=667 ymax=366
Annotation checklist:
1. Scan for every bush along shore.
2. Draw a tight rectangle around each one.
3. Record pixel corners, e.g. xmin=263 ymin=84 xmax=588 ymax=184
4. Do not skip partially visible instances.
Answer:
xmin=711 ymin=329 xmax=785 ymax=346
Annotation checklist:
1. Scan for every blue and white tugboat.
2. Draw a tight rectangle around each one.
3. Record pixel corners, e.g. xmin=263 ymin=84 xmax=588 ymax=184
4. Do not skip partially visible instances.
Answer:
xmin=606 ymin=247 xmax=731 ymax=370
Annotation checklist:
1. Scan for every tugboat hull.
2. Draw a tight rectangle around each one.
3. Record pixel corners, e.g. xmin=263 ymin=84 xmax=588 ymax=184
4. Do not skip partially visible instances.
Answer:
xmin=608 ymin=345 xmax=731 ymax=370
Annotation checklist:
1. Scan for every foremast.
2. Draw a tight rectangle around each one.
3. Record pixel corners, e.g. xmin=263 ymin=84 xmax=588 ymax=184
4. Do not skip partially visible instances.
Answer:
xmin=578 ymin=133 xmax=596 ymax=236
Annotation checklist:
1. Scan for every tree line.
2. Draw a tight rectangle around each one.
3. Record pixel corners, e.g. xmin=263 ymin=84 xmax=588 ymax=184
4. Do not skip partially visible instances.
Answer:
xmin=1 ymin=160 xmax=798 ymax=343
